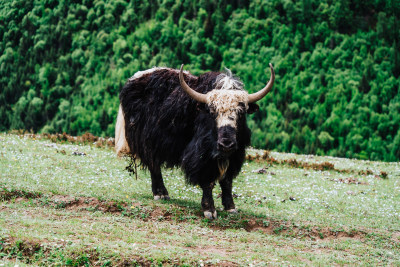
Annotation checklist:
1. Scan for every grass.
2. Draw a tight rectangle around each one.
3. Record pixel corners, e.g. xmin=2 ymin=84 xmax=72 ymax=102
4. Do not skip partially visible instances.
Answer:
xmin=0 ymin=132 xmax=399 ymax=265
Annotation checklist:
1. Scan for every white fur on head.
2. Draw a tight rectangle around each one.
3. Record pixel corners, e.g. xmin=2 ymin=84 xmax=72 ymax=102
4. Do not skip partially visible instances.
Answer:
xmin=206 ymin=89 xmax=248 ymax=128
xmin=204 ymin=69 xmax=249 ymax=129
xmin=214 ymin=68 xmax=244 ymax=91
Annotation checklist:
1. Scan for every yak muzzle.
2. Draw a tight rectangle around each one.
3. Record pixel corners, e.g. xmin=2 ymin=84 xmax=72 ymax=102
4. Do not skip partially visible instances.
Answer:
xmin=217 ymin=126 xmax=237 ymax=155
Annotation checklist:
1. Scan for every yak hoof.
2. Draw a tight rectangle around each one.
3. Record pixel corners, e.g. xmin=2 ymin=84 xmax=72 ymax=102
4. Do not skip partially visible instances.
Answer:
xmin=154 ymin=195 xmax=170 ymax=200
xmin=227 ymin=208 xmax=238 ymax=214
xmin=204 ymin=210 xmax=217 ymax=220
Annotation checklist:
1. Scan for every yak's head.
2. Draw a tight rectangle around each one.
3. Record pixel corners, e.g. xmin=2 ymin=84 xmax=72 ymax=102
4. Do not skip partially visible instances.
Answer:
xmin=179 ymin=64 xmax=275 ymax=157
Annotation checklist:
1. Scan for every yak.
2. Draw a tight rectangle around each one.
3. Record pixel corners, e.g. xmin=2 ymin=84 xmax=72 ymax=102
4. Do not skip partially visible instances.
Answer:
xmin=116 ymin=64 xmax=275 ymax=219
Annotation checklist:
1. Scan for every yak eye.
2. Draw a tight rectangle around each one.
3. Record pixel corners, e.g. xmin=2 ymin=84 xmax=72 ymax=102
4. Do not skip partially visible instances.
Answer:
xmin=228 ymin=116 xmax=235 ymax=121
xmin=237 ymin=102 xmax=246 ymax=113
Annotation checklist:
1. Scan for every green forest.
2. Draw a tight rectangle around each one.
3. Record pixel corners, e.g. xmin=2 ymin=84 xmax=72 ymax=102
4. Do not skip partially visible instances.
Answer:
xmin=1 ymin=0 xmax=399 ymax=161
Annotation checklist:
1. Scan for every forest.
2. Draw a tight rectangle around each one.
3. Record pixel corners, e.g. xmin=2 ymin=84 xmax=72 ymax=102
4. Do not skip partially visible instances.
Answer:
xmin=1 ymin=0 xmax=399 ymax=161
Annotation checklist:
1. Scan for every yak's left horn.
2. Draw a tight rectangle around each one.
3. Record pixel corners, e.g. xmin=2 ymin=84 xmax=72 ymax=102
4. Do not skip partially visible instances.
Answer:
xmin=248 ymin=63 xmax=275 ymax=103
xmin=179 ymin=64 xmax=208 ymax=104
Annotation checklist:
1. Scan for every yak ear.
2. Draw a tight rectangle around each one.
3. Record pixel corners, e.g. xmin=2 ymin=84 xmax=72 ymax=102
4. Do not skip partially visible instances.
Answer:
xmin=247 ymin=103 xmax=259 ymax=114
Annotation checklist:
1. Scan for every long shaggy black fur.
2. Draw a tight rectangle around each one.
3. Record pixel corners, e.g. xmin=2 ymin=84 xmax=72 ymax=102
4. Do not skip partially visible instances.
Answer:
xmin=120 ymin=68 xmax=251 ymax=186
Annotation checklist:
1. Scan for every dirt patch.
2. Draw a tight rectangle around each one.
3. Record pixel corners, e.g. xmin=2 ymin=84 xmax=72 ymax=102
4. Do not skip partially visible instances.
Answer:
xmin=10 ymin=130 xmax=114 ymax=149
xmin=0 ymin=238 xmax=42 ymax=257
xmin=9 ymin=192 xmax=173 ymax=223
xmin=0 ymin=187 xmax=42 ymax=201
xmin=246 ymin=151 xmax=385 ymax=176
xmin=246 ymin=150 xmax=271 ymax=162
xmin=49 ymin=195 xmax=125 ymax=213
xmin=245 ymin=219 xmax=359 ymax=240
xmin=246 ymin=151 xmax=336 ymax=172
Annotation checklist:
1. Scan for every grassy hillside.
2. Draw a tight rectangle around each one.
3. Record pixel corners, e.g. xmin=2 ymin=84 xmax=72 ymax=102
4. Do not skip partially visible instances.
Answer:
xmin=1 ymin=0 xmax=400 ymax=161
xmin=1 ymin=133 xmax=399 ymax=265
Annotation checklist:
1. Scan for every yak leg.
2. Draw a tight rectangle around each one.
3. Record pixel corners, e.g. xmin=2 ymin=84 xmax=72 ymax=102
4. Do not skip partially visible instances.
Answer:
xmin=200 ymin=182 xmax=217 ymax=219
xmin=150 ymin=165 xmax=170 ymax=200
xmin=219 ymin=177 xmax=237 ymax=213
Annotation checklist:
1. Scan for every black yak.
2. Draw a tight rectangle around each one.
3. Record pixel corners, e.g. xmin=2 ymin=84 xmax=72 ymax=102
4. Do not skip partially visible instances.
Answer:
xmin=116 ymin=64 xmax=275 ymax=219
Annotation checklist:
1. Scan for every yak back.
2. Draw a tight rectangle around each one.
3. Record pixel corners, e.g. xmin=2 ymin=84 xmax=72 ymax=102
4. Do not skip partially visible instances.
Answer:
xmin=119 ymin=68 xmax=219 ymax=170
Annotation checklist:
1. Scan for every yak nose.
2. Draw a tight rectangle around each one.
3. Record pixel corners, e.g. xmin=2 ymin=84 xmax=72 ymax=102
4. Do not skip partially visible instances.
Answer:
xmin=217 ymin=138 xmax=236 ymax=151
xmin=217 ymin=126 xmax=237 ymax=153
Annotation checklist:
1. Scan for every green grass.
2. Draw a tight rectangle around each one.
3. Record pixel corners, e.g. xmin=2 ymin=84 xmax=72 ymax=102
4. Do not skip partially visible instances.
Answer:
xmin=0 ymin=133 xmax=399 ymax=265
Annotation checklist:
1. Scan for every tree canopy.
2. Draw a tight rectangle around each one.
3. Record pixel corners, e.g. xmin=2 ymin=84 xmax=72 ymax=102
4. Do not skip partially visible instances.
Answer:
xmin=1 ymin=0 xmax=399 ymax=161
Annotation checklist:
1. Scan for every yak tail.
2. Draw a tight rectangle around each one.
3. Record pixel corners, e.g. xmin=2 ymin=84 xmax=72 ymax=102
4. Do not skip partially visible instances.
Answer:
xmin=115 ymin=105 xmax=130 ymax=157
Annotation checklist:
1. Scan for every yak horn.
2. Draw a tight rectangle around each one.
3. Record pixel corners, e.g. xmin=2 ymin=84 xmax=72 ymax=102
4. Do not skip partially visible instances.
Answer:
xmin=248 ymin=63 xmax=275 ymax=103
xmin=179 ymin=64 xmax=208 ymax=104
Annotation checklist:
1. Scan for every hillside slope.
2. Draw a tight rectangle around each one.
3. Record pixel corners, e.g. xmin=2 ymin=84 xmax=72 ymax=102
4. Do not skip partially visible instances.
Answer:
xmin=1 ymin=133 xmax=399 ymax=265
